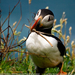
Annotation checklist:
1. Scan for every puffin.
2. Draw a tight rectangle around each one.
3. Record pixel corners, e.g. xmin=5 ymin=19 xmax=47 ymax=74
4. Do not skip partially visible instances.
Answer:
xmin=26 ymin=9 xmax=67 ymax=75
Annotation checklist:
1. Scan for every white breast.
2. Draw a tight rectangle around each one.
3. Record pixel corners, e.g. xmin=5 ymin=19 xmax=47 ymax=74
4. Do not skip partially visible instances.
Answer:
xmin=26 ymin=32 xmax=63 ymax=68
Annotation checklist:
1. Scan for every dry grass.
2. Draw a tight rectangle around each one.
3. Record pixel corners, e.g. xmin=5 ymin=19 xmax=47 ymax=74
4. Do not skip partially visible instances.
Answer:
xmin=0 ymin=0 xmax=75 ymax=74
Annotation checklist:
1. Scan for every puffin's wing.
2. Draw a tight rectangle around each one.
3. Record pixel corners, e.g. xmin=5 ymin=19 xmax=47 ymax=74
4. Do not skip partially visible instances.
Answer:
xmin=50 ymin=35 xmax=66 ymax=56
xmin=57 ymin=40 xmax=66 ymax=56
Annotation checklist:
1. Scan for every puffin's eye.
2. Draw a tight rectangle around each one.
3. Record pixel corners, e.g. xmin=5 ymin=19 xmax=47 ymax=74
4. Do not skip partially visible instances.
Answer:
xmin=37 ymin=12 xmax=39 ymax=16
xmin=48 ymin=16 xmax=50 ymax=21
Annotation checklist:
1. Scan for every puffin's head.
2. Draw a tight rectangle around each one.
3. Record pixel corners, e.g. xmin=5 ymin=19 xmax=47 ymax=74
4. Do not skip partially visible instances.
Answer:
xmin=31 ymin=9 xmax=54 ymax=31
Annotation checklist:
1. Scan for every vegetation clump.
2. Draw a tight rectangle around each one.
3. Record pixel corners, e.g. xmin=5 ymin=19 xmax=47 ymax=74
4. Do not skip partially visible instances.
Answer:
xmin=0 ymin=0 xmax=75 ymax=74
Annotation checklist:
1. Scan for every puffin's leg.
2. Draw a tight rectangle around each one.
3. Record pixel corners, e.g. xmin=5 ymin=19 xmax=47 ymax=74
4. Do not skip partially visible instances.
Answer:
xmin=36 ymin=66 xmax=46 ymax=75
xmin=57 ymin=62 xmax=67 ymax=75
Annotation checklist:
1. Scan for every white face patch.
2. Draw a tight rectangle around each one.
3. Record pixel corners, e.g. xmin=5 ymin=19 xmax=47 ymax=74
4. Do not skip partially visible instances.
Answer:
xmin=41 ymin=15 xmax=54 ymax=28
xmin=35 ymin=9 xmax=41 ymax=20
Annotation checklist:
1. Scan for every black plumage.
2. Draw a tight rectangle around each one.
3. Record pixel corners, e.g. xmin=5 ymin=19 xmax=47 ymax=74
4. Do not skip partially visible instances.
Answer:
xmin=40 ymin=9 xmax=54 ymax=18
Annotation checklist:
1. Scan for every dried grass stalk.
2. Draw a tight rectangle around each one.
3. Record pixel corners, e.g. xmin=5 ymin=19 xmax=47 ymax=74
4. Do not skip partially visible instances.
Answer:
xmin=25 ymin=25 xmax=53 ymax=47
xmin=29 ymin=0 xmax=31 ymax=4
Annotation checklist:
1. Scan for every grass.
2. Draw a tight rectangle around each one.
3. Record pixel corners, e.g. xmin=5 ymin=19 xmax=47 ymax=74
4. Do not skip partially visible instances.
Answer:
xmin=0 ymin=0 xmax=75 ymax=75
xmin=0 ymin=50 xmax=75 ymax=74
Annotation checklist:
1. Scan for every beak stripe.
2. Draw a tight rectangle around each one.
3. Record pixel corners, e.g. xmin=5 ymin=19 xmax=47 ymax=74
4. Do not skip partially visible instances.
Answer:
xmin=31 ymin=17 xmax=41 ymax=31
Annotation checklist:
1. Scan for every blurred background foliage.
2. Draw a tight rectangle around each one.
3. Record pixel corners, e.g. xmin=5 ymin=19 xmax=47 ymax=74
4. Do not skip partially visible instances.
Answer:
xmin=0 ymin=0 xmax=75 ymax=75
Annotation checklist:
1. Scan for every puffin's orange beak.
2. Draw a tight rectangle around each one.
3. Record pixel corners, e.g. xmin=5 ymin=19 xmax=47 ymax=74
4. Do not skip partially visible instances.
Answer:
xmin=31 ymin=16 xmax=42 ymax=31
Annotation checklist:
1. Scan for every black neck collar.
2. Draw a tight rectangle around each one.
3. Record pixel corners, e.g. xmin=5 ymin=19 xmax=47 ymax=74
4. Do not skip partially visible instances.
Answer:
xmin=36 ymin=27 xmax=52 ymax=34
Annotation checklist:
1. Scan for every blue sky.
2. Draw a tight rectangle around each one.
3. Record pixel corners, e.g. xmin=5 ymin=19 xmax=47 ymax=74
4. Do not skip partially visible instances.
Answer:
xmin=0 ymin=0 xmax=75 ymax=43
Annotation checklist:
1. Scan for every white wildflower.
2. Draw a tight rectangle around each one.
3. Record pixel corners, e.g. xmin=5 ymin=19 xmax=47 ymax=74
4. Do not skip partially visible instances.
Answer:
xmin=63 ymin=12 xmax=65 ymax=15
xmin=29 ymin=0 xmax=31 ymax=4
xmin=58 ymin=30 xmax=61 ymax=33
xmin=14 ymin=31 xmax=21 ymax=36
xmin=62 ymin=12 xmax=66 ymax=19
xmin=69 ymin=27 xmax=72 ymax=31
xmin=71 ymin=41 xmax=74 ymax=46
xmin=63 ymin=55 xmax=66 ymax=58
xmin=19 ymin=37 xmax=26 ymax=43
xmin=62 ymin=18 xmax=67 ymax=23
xmin=60 ymin=18 xmax=63 ymax=24
xmin=13 ymin=21 xmax=17 ymax=27
xmin=63 ymin=34 xmax=66 ymax=40
xmin=14 ymin=31 xmax=17 ymax=35
xmin=69 ymin=26 xmax=72 ymax=35
xmin=45 ymin=6 xmax=49 ymax=9
xmin=65 ymin=20 xmax=67 ymax=25
xmin=66 ymin=35 xmax=70 ymax=43
xmin=66 ymin=53 xmax=70 ymax=57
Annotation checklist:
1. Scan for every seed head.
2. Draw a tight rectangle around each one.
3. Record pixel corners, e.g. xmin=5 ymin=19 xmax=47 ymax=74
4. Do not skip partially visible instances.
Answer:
xmin=45 ymin=6 xmax=49 ymax=9
xmin=69 ymin=26 xmax=72 ymax=35
xmin=29 ymin=0 xmax=31 ymax=4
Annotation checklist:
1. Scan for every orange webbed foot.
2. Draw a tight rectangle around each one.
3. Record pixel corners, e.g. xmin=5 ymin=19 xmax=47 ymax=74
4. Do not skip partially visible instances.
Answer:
xmin=57 ymin=70 xmax=67 ymax=75
xmin=57 ymin=62 xmax=67 ymax=75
